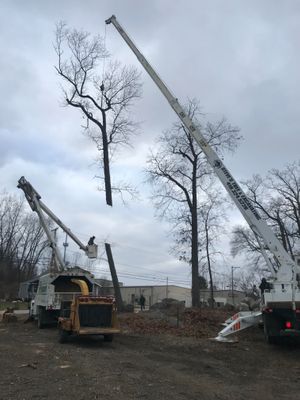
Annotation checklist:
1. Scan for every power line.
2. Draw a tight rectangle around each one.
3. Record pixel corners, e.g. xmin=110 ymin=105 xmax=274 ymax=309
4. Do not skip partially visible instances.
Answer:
xmin=95 ymin=269 xmax=190 ymax=286
xmin=91 ymin=265 xmax=190 ymax=285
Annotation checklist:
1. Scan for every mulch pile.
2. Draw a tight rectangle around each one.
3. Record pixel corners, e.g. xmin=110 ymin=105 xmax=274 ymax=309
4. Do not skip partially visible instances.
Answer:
xmin=120 ymin=308 xmax=231 ymax=338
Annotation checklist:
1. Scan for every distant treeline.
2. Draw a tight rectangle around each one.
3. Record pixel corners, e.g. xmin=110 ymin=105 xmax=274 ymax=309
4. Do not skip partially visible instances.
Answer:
xmin=0 ymin=193 xmax=49 ymax=299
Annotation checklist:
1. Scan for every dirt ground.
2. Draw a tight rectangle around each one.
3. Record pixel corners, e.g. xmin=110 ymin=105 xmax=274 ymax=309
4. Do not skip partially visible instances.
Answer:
xmin=1 ymin=311 xmax=300 ymax=400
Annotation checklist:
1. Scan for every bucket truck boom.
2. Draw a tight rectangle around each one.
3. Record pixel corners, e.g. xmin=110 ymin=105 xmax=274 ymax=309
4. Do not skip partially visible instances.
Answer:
xmin=17 ymin=176 xmax=97 ymax=272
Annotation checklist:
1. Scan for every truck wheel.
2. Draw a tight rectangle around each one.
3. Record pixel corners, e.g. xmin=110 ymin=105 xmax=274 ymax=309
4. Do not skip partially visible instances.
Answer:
xmin=263 ymin=320 xmax=278 ymax=345
xmin=104 ymin=334 xmax=113 ymax=342
xmin=37 ymin=307 xmax=45 ymax=329
xmin=264 ymin=332 xmax=278 ymax=344
xmin=58 ymin=326 xmax=69 ymax=344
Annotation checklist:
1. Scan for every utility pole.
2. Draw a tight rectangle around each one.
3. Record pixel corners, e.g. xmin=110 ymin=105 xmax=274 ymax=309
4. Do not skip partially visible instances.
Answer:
xmin=63 ymin=232 xmax=68 ymax=263
xmin=231 ymin=266 xmax=240 ymax=306
xmin=166 ymin=277 xmax=168 ymax=299
xmin=50 ymin=227 xmax=59 ymax=273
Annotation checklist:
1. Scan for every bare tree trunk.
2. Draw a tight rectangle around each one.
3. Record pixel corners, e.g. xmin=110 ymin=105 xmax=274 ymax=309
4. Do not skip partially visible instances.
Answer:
xmin=105 ymin=243 xmax=124 ymax=311
xmin=102 ymin=128 xmax=112 ymax=207
xmin=191 ymin=163 xmax=200 ymax=307
xmin=205 ymin=222 xmax=214 ymax=308
xmin=208 ymin=267 xmax=214 ymax=308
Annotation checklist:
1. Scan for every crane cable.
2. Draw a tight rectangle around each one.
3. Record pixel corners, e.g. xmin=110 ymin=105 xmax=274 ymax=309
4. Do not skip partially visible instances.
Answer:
xmin=100 ymin=22 xmax=107 ymax=107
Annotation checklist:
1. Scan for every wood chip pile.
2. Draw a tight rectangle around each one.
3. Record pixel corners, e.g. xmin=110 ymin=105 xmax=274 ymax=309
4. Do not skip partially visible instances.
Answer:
xmin=120 ymin=308 xmax=231 ymax=338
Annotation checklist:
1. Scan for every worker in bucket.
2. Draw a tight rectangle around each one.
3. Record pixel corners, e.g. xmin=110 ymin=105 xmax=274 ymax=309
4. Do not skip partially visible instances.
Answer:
xmin=88 ymin=236 xmax=96 ymax=245
xmin=259 ymin=278 xmax=271 ymax=295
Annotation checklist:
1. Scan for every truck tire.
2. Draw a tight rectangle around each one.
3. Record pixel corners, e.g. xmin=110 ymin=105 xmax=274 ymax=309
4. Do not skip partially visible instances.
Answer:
xmin=37 ymin=307 xmax=45 ymax=329
xmin=58 ymin=326 xmax=69 ymax=344
xmin=264 ymin=331 xmax=278 ymax=345
xmin=103 ymin=334 xmax=114 ymax=342
xmin=263 ymin=317 xmax=279 ymax=345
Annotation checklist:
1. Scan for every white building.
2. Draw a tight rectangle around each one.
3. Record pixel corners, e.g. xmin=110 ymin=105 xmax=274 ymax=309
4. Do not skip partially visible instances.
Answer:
xmin=104 ymin=285 xmax=192 ymax=308
xmin=99 ymin=285 xmax=245 ymax=309
xmin=200 ymin=289 xmax=245 ymax=307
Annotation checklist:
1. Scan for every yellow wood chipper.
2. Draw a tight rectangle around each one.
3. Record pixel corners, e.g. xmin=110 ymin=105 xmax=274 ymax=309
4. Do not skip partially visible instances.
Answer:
xmin=58 ymin=279 xmax=120 ymax=343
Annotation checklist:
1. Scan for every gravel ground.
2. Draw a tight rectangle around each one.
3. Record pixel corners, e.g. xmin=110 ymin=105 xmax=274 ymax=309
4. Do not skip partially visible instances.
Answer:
xmin=1 ymin=313 xmax=300 ymax=400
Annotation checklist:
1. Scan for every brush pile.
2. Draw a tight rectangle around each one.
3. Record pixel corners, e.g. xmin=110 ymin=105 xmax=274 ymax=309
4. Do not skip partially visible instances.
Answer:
xmin=120 ymin=307 xmax=231 ymax=338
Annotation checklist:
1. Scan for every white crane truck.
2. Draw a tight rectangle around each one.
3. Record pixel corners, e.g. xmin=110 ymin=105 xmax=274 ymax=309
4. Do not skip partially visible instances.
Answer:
xmin=18 ymin=177 xmax=120 ymax=342
xmin=106 ymin=15 xmax=300 ymax=343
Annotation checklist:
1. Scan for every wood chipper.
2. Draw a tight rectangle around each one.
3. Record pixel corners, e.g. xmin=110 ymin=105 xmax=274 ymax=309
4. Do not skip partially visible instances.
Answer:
xmin=58 ymin=279 xmax=120 ymax=343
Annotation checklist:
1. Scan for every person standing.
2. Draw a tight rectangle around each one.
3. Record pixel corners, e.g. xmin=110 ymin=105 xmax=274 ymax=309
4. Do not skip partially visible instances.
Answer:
xmin=140 ymin=294 xmax=145 ymax=311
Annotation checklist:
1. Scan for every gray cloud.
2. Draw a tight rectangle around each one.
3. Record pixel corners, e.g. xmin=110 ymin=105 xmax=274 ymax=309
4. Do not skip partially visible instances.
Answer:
xmin=0 ymin=0 xmax=299 ymax=286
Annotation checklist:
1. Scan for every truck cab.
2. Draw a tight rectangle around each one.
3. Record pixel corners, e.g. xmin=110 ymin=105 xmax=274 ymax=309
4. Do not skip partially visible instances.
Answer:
xmin=29 ymin=267 xmax=96 ymax=328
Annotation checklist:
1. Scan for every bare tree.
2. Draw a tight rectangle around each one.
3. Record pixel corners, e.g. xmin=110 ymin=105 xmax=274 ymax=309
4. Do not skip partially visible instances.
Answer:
xmin=146 ymin=100 xmax=240 ymax=307
xmin=198 ymin=275 xmax=208 ymax=289
xmin=230 ymin=162 xmax=300 ymax=273
xmin=0 ymin=193 xmax=49 ymax=298
xmin=54 ymin=22 xmax=142 ymax=206
xmin=199 ymin=193 xmax=228 ymax=307
xmin=269 ymin=162 xmax=300 ymax=244
xmin=0 ymin=193 xmax=23 ymax=261
xmin=15 ymin=214 xmax=49 ymax=281
xmin=236 ymin=268 xmax=261 ymax=292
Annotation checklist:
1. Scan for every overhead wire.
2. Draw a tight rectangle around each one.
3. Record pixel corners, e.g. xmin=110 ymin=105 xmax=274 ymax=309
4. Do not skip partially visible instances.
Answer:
xmin=100 ymin=21 xmax=107 ymax=108
xmin=46 ymin=220 xmax=232 ymax=287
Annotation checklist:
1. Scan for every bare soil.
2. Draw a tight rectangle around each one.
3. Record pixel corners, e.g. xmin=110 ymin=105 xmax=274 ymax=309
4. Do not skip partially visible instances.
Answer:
xmin=1 ymin=311 xmax=300 ymax=400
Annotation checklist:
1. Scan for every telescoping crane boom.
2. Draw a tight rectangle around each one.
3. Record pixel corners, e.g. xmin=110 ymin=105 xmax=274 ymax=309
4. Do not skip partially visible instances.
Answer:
xmin=17 ymin=176 xmax=97 ymax=272
xmin=106 ymin=15 xmax=300 ymax=342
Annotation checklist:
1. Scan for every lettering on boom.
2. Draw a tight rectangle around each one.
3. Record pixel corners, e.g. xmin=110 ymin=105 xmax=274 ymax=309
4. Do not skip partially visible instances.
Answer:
xmin=220 ymin=165 xmax=261 ymax=221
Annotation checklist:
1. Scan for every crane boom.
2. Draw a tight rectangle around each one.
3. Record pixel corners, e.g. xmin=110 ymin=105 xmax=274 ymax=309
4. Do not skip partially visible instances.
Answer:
xmin=105 ymin=15 xmax=298 ymax=281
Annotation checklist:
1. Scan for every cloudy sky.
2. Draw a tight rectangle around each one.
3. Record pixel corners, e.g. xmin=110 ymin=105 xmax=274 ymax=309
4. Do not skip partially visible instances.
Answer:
xmin=1 ymin=1 xmax=299 ymax=287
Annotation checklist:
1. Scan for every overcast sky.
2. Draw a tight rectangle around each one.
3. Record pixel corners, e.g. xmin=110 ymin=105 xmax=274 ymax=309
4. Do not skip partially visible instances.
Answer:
xmin=0 ymin=1 xmax=299 ymax=288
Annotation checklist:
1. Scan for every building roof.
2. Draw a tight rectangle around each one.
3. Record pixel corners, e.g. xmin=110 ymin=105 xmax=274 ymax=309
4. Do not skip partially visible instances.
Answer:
xmin=116 ymin=285 xmax=190 ymax=290
xmin=200 ymin=289 xmax=244 ymax=294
